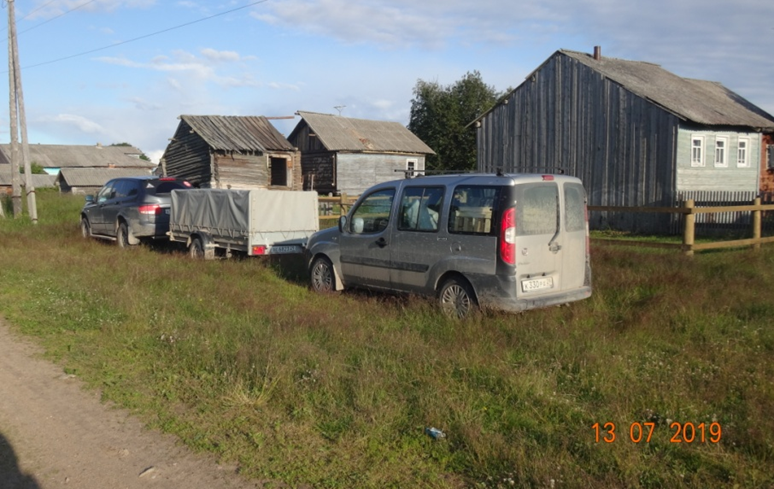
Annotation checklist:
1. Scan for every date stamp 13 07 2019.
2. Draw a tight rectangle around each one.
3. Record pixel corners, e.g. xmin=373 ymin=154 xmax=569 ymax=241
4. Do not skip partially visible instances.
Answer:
xmin=592 ymin=422 xmax=722 ymax=444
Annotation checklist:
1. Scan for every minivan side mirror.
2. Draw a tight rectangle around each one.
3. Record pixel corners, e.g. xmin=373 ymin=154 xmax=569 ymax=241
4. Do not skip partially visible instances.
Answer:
xmin=338 ymin=215 xmax=347 ymax=233
xmin=85 ymin=195 xmax=94 ymax=205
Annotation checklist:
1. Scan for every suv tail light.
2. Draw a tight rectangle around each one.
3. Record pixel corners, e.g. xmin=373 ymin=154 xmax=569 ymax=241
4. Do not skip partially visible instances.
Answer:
xmin=500 ymin=207 xmax=516 ymax=265
xmin=138 ymin=204 xmax=162 ymax=215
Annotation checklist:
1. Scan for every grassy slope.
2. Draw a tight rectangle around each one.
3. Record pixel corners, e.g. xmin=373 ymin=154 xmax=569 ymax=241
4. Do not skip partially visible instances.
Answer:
xmin=0 ymin=191 xmax=772 ymax=488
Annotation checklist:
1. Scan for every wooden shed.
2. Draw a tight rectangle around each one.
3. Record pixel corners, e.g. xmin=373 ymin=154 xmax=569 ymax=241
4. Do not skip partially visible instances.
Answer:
xmin=160 ymin=115 xmax=302 ymax=191
xmin=288 ymin=111 xmax=435 ymax=195
xmin=474 ymin=47 xmax=774 ymax=232
xmin=0 ymin=143 xmax=153 ymax=176
xmin=56 ymin=168 xmax=154 ymax=195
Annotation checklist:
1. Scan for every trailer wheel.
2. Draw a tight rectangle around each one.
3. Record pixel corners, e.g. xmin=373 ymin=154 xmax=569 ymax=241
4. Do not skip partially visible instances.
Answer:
xmin=189 ymin=237 xmax=205 ymax=259
xmin=310 ymin=256 xmax=336 ymax=293
xmin=438 ymin=276 xmax=477 ymax=319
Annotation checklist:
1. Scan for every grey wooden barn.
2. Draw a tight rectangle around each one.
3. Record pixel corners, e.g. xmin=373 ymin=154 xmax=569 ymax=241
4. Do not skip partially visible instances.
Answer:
xmin=161 ymin=115 xmax=302 ymax=190
xmin=474 ymin=47 xmax=774 ymax=231
xmin=287 ymin=111 xmax=435 ymax=195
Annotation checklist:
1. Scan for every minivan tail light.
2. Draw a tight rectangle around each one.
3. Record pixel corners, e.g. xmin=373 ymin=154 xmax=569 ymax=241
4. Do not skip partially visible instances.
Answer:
xmin=500 ymin=207 xmax=516 ymax=265
xmin=139 ymin=204 xmax=162 ymax=215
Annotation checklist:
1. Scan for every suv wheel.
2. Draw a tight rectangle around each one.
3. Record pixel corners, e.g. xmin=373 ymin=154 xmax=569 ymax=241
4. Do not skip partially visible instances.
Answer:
xmin=80 ymin=217 xmax=90 ymax=239
xmin=438 ymin=277 xmax=477 ymax=319
xmin=116 ymin=221 xmax=132 ymax=248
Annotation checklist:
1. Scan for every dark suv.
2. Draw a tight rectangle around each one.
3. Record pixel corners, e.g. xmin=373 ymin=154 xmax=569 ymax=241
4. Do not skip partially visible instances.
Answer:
xmin=80 ymin=176 xmax=192 ymax=247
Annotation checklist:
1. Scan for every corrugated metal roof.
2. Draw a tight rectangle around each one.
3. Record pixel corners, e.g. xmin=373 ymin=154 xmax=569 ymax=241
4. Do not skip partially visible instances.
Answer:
xmin=0 ymin=144 xmax=154 ymax=169
xmin=56 ymin=168 xmax=153 ymax=187
xmin=0 ymin=167 xmax=57 ymax=187
xmin=294 ymin=111 xmax=435 ymax=154
xmin=180 ymin=115 xmax=295 ymax=152
xmin=559 ymin=50 xmax=774 ymax=130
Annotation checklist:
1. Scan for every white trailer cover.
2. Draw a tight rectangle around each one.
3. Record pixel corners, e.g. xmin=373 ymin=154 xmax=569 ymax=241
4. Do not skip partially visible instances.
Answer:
xmin=170 ymin=189 xmax=319 ymax=254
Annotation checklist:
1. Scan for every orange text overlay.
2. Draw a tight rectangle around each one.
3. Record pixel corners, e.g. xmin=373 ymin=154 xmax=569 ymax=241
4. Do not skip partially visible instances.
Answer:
xmin=592 ymin=422 xmax=722 ymax=444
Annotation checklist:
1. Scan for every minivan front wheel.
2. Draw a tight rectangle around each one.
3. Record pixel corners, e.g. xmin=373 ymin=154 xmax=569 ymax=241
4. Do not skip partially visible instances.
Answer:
xmin=310 ymin=256 xmax=336 ymax=293
xmin=80 ymin=217 xmax=90 ymax=239
xmin=438 ymin=277 xmax=477 ymax=319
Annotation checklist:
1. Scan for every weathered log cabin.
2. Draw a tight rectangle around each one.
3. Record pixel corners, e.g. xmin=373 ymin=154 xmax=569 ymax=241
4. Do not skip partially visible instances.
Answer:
xmin=474 ymin=47 xmax=774 ymax=232
xmin=161 ymin=115 xmax=302 ymax=190
xmin=288 ymin=111 xmax=435 ymax=195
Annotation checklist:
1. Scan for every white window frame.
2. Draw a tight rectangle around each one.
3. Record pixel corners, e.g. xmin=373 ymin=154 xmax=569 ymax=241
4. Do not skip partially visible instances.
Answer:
xmin=406 ymin=158 xmax=418 ymax=177
xmin=737 ymin=137 xmax=750 ymax=168
xmin=691 ymin=136 xmax=705 ymax=167
xmin=714 ymin=136 xmax=728 ymax=168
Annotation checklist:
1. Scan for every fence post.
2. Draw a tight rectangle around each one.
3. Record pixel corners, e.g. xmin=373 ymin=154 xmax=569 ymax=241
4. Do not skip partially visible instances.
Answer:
xmin=753 ymin=197 xmax=761 ymax=251
xmin=683 ymin=199 xmax=695 ymax=256
xmin=340 ymin=193 xmax=348 ymax=218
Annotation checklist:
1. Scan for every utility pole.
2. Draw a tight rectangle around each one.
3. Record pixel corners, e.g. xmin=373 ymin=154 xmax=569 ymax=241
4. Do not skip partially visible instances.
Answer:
xmin=7 ymin=0 xmax=21 ymax=217
xmin=7 ymin=0 xmax=36 ymax=221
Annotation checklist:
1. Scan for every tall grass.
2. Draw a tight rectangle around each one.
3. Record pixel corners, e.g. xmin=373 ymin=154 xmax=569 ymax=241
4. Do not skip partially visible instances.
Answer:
xmin=0 ymin=190 xmax=772 ymax=488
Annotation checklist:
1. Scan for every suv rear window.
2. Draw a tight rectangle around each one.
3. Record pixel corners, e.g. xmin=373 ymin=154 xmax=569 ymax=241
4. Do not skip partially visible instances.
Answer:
xmin=151 ymin=180 xmax=188 ymax=194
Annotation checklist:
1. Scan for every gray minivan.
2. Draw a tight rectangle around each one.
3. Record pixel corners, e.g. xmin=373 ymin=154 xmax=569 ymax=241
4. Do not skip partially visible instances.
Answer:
xmin=306 ymin=173 xmax=592 ymax=318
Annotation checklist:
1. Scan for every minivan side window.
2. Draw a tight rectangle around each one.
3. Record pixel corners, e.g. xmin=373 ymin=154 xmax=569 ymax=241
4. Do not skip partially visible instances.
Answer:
xmin=564 ymin=183 xmax=586 ymax=232
xmin=97 ymin=181 xmax=116 ymax=203
xmin=398 ymin=187 xmax=444 ymax=232
xmin=448 ymin=186 xmax=499 ymax=235
xmin=349 ymin=188 xmax=395 ymax=234
xmin=517 ymin=183 xmax=558 ymax=236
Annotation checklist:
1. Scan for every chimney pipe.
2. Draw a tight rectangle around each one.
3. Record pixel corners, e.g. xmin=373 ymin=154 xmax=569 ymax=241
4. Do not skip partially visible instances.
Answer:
xmin=593 ymin=46 xmax=601 ymax=60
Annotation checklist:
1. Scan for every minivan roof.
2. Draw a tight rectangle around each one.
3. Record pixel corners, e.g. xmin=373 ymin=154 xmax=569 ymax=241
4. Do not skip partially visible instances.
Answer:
xmin=372 ymin=172 xmax=582 ymax=189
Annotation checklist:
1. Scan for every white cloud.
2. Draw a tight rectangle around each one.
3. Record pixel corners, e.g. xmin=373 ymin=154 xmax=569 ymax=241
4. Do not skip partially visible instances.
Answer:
xmin=200 ymin=48 xmax=242 ymax=63
xmin=37 ymin=114 xmax=106 ymax=134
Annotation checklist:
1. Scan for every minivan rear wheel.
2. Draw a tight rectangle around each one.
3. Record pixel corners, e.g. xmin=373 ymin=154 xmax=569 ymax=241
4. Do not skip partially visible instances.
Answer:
xmin=438 ymin=277 xmax=477 ymax=319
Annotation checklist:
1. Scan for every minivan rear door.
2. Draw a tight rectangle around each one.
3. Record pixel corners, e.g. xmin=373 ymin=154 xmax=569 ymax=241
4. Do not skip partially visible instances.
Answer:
xmin=514 ymin=182 xmax=561 ymax=297
xmin=560 ymin=182 xmax=588 ymax=290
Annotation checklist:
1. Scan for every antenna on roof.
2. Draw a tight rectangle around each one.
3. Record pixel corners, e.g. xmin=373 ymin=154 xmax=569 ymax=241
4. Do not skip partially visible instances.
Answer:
xmin=334 ymin=105 xmax=346 ymax=116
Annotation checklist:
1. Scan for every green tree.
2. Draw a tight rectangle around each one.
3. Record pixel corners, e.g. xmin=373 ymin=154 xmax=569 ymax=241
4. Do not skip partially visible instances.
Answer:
xmin=110 ymin=142 xmax=150 ymax=161
xmin=20 ymin=162 xmax=47 ymax=174
xmin=408 ymin=71 xmax=503 ymax=171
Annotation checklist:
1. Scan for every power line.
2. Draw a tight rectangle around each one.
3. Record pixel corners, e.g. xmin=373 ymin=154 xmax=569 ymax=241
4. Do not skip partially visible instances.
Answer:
xmin=19 ymin=0 xmax=100 ymax=36
xmin=15 ymin=0 xmax=269 ymax=71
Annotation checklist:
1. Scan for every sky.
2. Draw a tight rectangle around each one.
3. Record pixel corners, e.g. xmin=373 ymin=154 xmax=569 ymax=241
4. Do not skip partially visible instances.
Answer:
xmin=1 ymin=0 xmax=773 ymax=164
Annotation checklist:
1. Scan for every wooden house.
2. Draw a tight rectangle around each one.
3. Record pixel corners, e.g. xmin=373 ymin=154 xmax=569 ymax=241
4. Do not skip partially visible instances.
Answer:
xmin=473 ymin=47 xmax=774 ymax=231
xmin=0 ymin=143 xmax=154 ymax=176
xmin=0 ymin=168 xmax=56 ymax=194
xmin=287 ymin=111 xmax=435 ymax=195
xmin=160 ymin=115 xmax=302 ymax=190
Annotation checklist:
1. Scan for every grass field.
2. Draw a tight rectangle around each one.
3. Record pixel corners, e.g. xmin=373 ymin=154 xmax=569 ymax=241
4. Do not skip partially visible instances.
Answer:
xmin=1 ymin=190 xmax=773 ymax=488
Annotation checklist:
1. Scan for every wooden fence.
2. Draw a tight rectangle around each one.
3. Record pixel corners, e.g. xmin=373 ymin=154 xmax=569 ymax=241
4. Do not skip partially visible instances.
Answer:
xmin=590 ymin=199 xmax=774 ymax=255
xmin=318 ymin=194 xmax=358 ymax=221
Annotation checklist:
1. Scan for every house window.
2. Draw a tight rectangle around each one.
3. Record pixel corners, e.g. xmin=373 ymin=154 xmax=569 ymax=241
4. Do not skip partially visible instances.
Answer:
xmin=768 ymin=145 xmax=774 ymax=170
xmin=405 ymin=158 xmax=420 ymax=178
xmin=737 ymin=138 xmax=749 ymax=167
xmin=691 ymin=136 xmax=704 ymax=167
xmin=270 ymin=157 xmax=288 ymax=187
xmin=715 ymin=137 xmax=728 ymax=167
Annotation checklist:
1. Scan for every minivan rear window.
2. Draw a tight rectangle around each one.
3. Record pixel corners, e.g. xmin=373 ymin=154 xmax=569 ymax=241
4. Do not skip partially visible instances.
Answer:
xmin=517 ymin=183 xmax=558 ymax=236
xmin=564 ymin=183 xmax=586 ymax=232
xmin=448 ymin=186 xmax=500 ymax=235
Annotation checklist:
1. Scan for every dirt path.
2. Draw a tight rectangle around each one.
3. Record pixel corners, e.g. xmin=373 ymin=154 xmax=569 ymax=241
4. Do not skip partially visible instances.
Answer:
xmin=0 ymin=320 xmax=260 ymax=489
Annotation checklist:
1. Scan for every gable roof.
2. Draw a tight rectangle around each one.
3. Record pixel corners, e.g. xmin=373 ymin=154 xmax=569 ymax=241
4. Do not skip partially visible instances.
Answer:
xmin=558 ymin=50 xmax=774 ymax=130
xmin=291 ymin=111 xmax=435 ymax=154
xmin=56 ymin=168 xmax=153 ymax=187
xmin=476 ymin=49 xmax=774 ymax=131
xmin=0 ymin=143 xmax=153 ymax=169
xmin=179 ymin=115 xmax=295 ymax=153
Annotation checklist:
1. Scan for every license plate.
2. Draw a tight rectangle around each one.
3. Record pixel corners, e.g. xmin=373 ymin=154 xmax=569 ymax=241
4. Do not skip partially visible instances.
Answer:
xmin=269 ymin=245 xmax=302 ymax=255
xmin=521 ymin=277 xmax=553 ymax=292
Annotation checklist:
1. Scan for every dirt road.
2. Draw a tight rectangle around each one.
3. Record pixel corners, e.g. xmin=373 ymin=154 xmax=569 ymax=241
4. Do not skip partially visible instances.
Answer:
xmin=0 ymin=320 xmax=260 ymax=489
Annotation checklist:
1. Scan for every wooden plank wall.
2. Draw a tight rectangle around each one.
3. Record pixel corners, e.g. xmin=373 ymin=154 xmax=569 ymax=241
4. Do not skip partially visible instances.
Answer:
xmin=163 ymin=120 xmax=213 ymax=186
xmin=476 ymin=53 xmax=679 ymax=232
